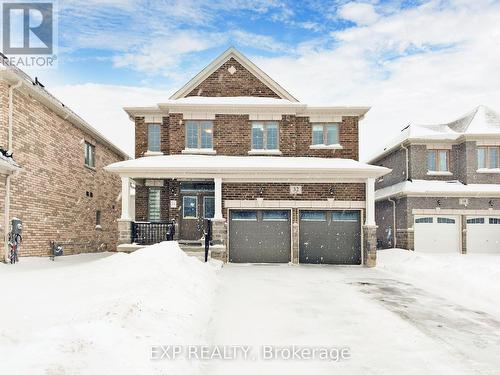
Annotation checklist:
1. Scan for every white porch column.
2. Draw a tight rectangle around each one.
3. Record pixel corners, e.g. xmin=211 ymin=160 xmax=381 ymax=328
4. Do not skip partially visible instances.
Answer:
xmin=120 ymin=176 xmax=132 ymax=220
xmin=214 ymin=177 xmax=223 ymax=220
xmin=365 ymin=177 xmax=376 ymax=226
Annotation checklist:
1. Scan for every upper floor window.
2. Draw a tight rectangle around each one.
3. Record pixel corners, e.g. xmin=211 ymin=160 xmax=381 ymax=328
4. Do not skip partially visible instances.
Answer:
xmin=84 ymin=141 xmax=95 ymax=168
xmin=312 ymin=123 xmax=339 ymax=146
xmin=427 ymin=150 xmax=449 ymax=172
xmin=477 ymin=146 xmax=499 ymax=169
xmin=252 ymin=122 xmax=278 ymax=150
xmin=148 ymin=124 xmax=161 ymax=152
xmin=186 ymin=121 xmax=213 ymax=149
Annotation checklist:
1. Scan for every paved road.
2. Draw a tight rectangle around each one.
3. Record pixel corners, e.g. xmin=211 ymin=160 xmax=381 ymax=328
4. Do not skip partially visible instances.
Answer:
xmin=203 ymin=264 xmax=500 ymax=375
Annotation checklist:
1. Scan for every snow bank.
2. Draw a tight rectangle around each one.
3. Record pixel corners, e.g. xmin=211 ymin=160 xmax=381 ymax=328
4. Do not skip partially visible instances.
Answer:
xmin=0 ymin=242 xmax=220 ymax=375
xmin=377 ymin=249 xmax=500 ymax=317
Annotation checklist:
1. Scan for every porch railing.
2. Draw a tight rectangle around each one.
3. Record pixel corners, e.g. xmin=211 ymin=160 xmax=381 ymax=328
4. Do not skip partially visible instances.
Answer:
xmin=132 ymin=222 xmax=175 ymax=245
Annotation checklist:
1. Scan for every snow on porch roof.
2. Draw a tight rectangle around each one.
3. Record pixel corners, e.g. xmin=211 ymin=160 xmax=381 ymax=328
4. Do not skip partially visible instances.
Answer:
xmin=105 ymin=154 xmax=390 ymax=181
xmin=375 ymin=179 xmax=500 ymax=201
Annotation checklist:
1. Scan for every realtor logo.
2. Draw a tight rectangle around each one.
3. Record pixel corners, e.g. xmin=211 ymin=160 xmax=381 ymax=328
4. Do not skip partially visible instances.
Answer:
xmin=3 ymin=2 xmax=53 ymax=54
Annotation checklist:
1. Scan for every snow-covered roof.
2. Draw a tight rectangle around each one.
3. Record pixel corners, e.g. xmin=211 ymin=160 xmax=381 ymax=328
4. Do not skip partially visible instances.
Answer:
xmin=376 ymin=179 xmax=500 ymax=201
xmin=106 ymin=154 xmax=389 ymax=182
xmin=369 ymin=105 xmax=500 ymax=163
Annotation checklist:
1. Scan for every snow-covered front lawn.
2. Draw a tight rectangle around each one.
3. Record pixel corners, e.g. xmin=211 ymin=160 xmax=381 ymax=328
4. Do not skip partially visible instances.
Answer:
xmin=2 ymin=246 xmax=499 ymax=374
xmin=0 ymin=242 xmax=220 ymax=375
xmin=377 ymin=249 xmax=500 ymax=317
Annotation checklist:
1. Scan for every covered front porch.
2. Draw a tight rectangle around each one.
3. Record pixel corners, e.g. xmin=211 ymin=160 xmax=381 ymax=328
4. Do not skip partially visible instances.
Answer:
xmin=105 ymin=155 xmax=389 ymax=266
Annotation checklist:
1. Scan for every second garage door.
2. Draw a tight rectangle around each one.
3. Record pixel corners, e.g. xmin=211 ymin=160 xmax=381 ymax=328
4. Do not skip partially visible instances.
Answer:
xmin=229 ymin=210 xmax=291 ymax=263
xmin=414 ymin=215 xmax=460 ymax=253
xmin=299 ymin=210 xmax=362 ymax=265
xmin=466 ymin=216 xmax=500 ymax=253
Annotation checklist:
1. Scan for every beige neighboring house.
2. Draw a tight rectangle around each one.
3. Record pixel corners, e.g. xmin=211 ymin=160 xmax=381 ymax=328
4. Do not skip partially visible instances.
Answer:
xmin=0 ymin=59 xmax=129 ymax=260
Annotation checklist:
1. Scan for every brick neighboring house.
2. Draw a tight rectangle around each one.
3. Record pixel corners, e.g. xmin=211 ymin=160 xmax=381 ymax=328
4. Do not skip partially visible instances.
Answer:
xmin=370 ymin=105 xmax=500 ymax=254
xmin=106 ymin=47 xmax=389 ymax=266
xmin=0 ymin=60 xmax=128 ymax=260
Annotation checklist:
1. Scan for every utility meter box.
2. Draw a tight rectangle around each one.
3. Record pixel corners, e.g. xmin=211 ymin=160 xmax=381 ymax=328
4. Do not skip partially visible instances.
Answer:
xmin=11 ymin=218 xmax=22 ymax=236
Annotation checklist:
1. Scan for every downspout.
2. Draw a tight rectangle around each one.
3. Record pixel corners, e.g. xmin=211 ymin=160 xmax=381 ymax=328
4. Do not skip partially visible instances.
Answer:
xmin=4 ymin=80 xmax=22 ymax=263
xmin=388 ymin=198 xmax=397 ymax=248
xmin=401 ymin=144 xmax=409 ymax=180
xmin=8 ymin=80 xmax=22 ymax=152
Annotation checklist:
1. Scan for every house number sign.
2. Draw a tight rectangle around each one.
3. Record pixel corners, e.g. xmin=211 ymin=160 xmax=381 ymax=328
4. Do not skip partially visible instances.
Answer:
xmin=290 ymin=185 xmax=302 ymax=195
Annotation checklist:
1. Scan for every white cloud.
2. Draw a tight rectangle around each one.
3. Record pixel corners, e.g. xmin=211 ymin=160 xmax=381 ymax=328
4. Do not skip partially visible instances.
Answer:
xmin=50 ymin=84 xmax=172 ymax=156
xmin=254 ymin=0 xmax=500 ymax=159
xmin=52 ymin=0 xmax=500 ymax=163
xmin=337 ymin=2 xmax=379 ymax=25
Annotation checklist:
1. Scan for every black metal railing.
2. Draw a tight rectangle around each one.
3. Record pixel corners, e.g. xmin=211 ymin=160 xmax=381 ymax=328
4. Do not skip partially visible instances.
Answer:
xmin=132 ymin=222 xmax=175 ymax=245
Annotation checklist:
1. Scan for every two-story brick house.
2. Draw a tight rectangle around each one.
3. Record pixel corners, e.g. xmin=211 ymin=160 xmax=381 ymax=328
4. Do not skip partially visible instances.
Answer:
xmin=106 ymin=48 xmax=389 ymax=266
xmin=0 ymin=59 xmax=128 ymax=260
xmin=370 ymin=105 xmax=500 ymax=254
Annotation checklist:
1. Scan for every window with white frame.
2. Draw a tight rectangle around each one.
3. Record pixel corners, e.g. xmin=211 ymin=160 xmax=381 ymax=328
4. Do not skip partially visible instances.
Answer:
xmin=185 ymin=121 xmax=213 ymax=149
xmin=148 ymin=188 xmax=161 ymax=222
xmin=84 ymin=141 xmax=95 ymax=168
xmin=311 ymin=123 xmax=339 ymax=146
xmin=477 ymin=146 xmax=499 ymax=169
xmin=148 ymin=124 xmax=161 ymax=152
xmin=427 ymin=149 xmax=449 ymax=172
xmin=251 ymin=122 xmax=279 ymax=150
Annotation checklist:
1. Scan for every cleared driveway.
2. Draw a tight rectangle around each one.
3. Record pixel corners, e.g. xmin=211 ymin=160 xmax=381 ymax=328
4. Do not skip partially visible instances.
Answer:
xmin=204 ymin=264 xmax=500 ymax=375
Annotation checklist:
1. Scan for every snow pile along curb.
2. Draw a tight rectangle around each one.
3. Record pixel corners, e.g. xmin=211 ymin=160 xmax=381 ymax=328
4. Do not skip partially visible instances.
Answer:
xmin=0 ymin=242 xmax=220 ymax=375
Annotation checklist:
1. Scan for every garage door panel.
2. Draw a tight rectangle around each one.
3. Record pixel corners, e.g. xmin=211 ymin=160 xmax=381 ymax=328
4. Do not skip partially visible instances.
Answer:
xmin=300 ymin=210 xmax=361 ymax=265
xmin=229 ymin=210 xmax=291 ymax=263
xmin=414 ymin=215 xmax=460 ymax=253
xmin=466 ymin=216 xmax=500 ymax=254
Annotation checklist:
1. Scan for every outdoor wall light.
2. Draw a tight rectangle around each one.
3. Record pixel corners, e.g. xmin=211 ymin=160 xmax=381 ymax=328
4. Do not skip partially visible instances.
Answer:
xmin=329 ymin=186 xmax=335 ymax=195
xmin=436 ymin=199 xmax=441 ymax=206
xmin=489 ymin=200 xmax=494 ymax=208
xmin=257 ymin=186 xmax=264 ymax=196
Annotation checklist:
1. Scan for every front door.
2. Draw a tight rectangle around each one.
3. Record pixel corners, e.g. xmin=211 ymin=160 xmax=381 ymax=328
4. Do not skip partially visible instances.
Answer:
xmin=179 ymin=182 xmax=214 ymax=241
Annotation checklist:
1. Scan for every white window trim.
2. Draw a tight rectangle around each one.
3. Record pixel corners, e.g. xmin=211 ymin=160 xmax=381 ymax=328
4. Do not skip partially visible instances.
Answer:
xmin=248 ymin=149 xmax=282 ymax=155
xmin=144 ymin=150 xmax=164 ymax=156
xmin=426 ymin=171 xmax=453 ymax=176
xmin=310 ymin=123 xmax=341 ymax=148
xmin=251 ymin=121 xmax=280 ymax=151
xmin=185 ymin=120 xmax=214 ymax=151
xmin=181 ymin=148 xmax=217 ymax=155
xmin=476 ymin=168 xmax=500 ymax=174
xmin=309 ymin=144 xmax=343 ymax=150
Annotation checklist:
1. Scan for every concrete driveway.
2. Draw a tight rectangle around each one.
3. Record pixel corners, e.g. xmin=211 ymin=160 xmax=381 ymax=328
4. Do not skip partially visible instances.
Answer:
xmin=204 ymin=264 xmax=500 ymax=375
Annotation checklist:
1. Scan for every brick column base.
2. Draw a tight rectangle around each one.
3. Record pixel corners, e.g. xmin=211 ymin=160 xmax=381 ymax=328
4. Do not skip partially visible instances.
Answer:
xmin=363 ymin=225 xmax=377 ymax=267
xmin=210 ymin=219 xmax=227 ymax=262
xmin=396 ymin=229 xmax=414 ymax=250
xmin=117 ymin=219 xmax=132 ymax=245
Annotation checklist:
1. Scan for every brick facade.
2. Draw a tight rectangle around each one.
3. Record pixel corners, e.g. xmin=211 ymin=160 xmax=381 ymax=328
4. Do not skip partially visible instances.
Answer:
xmin=0 ymin=79 xmax=125 ymax=257
xmin=135 ymin=114 xmax=360 ymax=160
xmin=186 ymin=57 xmax=281 ymax=98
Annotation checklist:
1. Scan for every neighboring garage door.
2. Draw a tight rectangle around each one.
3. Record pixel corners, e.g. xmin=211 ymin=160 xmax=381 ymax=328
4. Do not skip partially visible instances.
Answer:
xmin=466 ymin=216 xmax=500 ymax=253
xmin=229 ymin=210 xmax=291 ymax=263
xmin=414 ymin=215 xmax=460 ymax=252
xmin=299 ymin=210 xmax=361 ymax=265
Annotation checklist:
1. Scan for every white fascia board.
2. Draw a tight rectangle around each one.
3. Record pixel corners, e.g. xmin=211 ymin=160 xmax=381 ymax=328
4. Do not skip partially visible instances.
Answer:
xmin=299 ymin=106 xmax=371 ymax=119
xmin=169 ymin=47 xmax=299 ymax=102
xmin=376 ymin=189 xmax=500 ymax=201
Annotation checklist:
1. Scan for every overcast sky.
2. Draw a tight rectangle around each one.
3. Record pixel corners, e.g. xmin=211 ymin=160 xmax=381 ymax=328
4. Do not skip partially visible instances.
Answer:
xmin=28 ymin=0 xmax=500 ymax=159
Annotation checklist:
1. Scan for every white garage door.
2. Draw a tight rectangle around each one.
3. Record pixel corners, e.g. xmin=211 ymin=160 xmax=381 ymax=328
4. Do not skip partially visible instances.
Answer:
xmin=466 ymin=216 xmax=500 ymax=253
xmin=414 ymin=215 xmax=461 ymax=253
